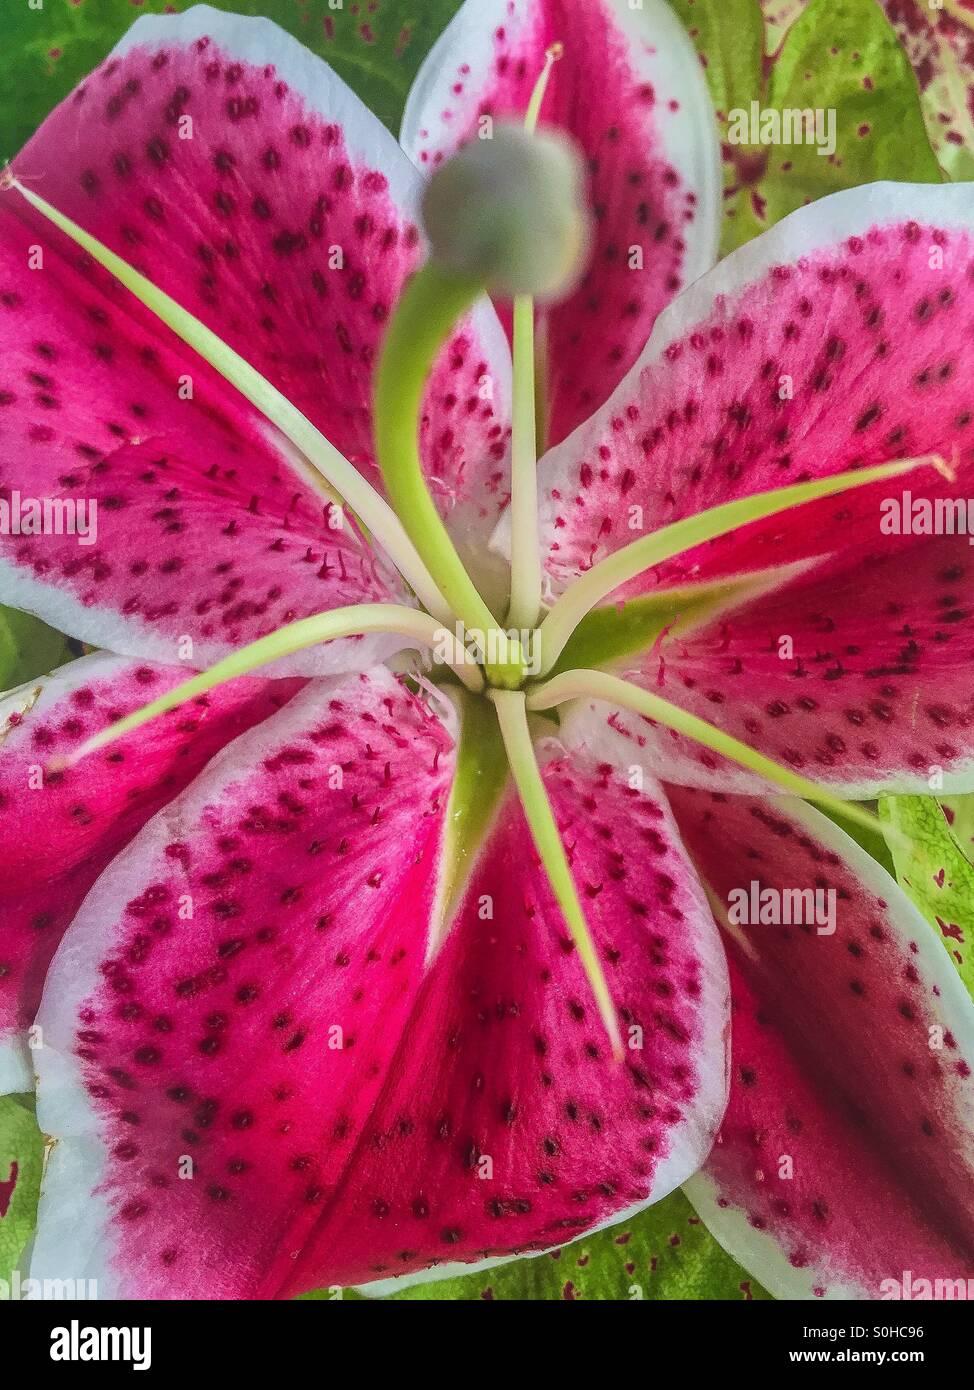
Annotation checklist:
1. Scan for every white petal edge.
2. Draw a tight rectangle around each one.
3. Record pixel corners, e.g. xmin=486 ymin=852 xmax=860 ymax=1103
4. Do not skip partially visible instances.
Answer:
xmin=0 ymin=653 xmax=152 ymax=1100
xmin=113 ymin=5 xmax=514 ymax=476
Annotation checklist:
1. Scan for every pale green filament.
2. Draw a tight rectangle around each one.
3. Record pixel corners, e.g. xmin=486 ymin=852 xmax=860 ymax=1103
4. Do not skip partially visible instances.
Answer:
xmin=66 ymin=605 xmax=481 ymax=764
xmin=537 ymin=454 xmax=951 ymax=675
xmin=507 ymin=42 xmax=563 ymax=632
xmin=7 ymin=178 xmax=452 ymax=626
xmin=526 ymin=668 xmax=888 ymax=840
xmin=507 ymin=293 xmax=543 ymax=629
xmin=491 ymin=689 xmax=623 ymax=1059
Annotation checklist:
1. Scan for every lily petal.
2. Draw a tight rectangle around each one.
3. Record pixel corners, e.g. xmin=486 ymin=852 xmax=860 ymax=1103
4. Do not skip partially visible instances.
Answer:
xmin=670 ymin=786 xmax=974 ymax=1300
xmin=0 ymin=652 xmax=298 ymax=1094
xmin=30 ymin=667 xmax=454 ymax=1297
xmin=3 ymin=7 xmax=512 ymax=651
xmin=30 ymin=674 xmax=728 ymax=1296
xmin=521 ymin=183 xmax=974 ymax=600
xmin=607 ymin=533 xmax=974 ymax=798
xmin=292 ymin=744 xmax=729 ymax=1296
xmin=401 ymin=0 xmax=721 ymax=445
xmin=0 ymin=197 xmax=418 ymax=671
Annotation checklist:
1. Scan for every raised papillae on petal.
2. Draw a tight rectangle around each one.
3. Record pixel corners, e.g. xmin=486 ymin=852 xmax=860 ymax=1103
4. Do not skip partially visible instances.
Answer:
xmin=402 ymin=0 xmax=720 ymax=446
xmin=0 ymin=652 xmax=299 ymax=1094
xmin=671 ymin=788 xmax=974 ymax=1300
xmin=613 ymin=533 xmax=974 ymax=799
xmin=527 ymin=185 xmax=974 ymax=597
xmin=2 ymin=8 xmax=512 ymax=655
xmin=30 ymin=674 xmax=728 ymax=1297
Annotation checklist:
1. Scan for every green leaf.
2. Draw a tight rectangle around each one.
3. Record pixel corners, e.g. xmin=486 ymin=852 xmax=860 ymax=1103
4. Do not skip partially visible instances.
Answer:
xmin=365 ymin=1189 xmax=770 ymax=1300
xmin=0 ymin=1094 xmax=45 ymax=1286
xmin=0 ymin=607 xmax=73 ymax=690
xmin=940 ymin=795 xmax=974 ymax=868
xmin=879 ymin=795 xmax=974 ymax=1001
xmin=752 ymin=0 xmax=942 ymax=238
xmin=667 ymin=0 xmax=765 ymax=119
xmin=0 ymin=0 xmax=463 ymax=155
xmin=670 ymin=0 xmax=942 ymax=252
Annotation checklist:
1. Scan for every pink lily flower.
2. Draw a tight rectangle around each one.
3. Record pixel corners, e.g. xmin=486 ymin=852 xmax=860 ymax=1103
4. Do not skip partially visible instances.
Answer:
xmin=0 ymin=1 xmax=972 ymax=1302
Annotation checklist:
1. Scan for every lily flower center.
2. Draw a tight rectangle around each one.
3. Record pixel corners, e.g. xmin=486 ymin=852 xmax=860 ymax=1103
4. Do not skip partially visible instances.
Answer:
xmin=3 ymin=59 xmax=950 ymax=1053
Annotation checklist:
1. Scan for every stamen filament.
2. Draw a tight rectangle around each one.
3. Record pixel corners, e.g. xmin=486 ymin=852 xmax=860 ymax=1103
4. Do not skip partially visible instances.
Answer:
xmin=507 ymin=293 xmax=543 ymax=629
xmin=525 ymin=43 xmax=563 ymax=133
xmin=375 ymin=261 xmax=526 ymax=687
xmin=490 ymin=688 xmax=623 ymax=1059
xmin=525 ymin=668 xmax=887 ymax=839
xmin=66 ymin=604 xmax=482 ymax=764
xmin=5 ymin=178 xmax=452 ymax=626
xmin=507 ymin=42 xmax=564 ymax=632
xmin=537 ymin=455 xmax=949 ymax=675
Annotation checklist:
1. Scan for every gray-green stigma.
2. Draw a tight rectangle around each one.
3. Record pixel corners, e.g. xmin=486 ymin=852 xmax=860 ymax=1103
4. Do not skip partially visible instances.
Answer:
xmin=8 ymin=62 xmax=948 ymax=1054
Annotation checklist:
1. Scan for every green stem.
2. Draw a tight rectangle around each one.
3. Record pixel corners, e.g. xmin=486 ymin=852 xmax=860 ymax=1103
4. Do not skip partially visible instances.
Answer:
xmin=507 ymin=293 xmax=542 ymax=628
xmin=538 ymin=456 xmax=948 ymax=675
xmin=374 ymin=260 xmax=525 ymax=687
xmin=7 ymin=179 xmax=452 ymax=625
xmin=490 ymin=689 xmax=623 ymax=1058
xmin=67 ymin=604 xmax=481 ymax=763
xmin=525 ymin=668 xmax=886 ymax=839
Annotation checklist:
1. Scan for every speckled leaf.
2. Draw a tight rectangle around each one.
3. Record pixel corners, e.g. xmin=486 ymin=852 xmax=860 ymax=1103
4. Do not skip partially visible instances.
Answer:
xmin=880 ymin=795 xmax=974 ymax=1001
xmin=0 ymin=1094 xmax=44 ymax=1285
xmin=941 ymin=795 xmax=974 ymax=868
xmin=668 ymin=0 xmax=765 ymax=120
xmin=751 ymin=0 xmax=942 ymax=240
xmin=763 ymin=0 xmax=974 ymax=180
xmin=0 ymin=0 xmax=463 ymax=154
xmin=360 ymin=1190 xmax=771 ymax=1300
xmin=674 ymin=0 xmax=942 ymax=251
xmin=0 ymin=608 xmax=74 ymax=691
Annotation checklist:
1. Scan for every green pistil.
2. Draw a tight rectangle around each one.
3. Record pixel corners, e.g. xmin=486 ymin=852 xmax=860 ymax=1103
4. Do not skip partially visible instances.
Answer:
xmin=373 ymin=260 xmax=526 ymax=689
xmin=507 ymin=291 xmax=543 ymax=630
xmin=506 ymin=43 xmax=562 ymax=631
